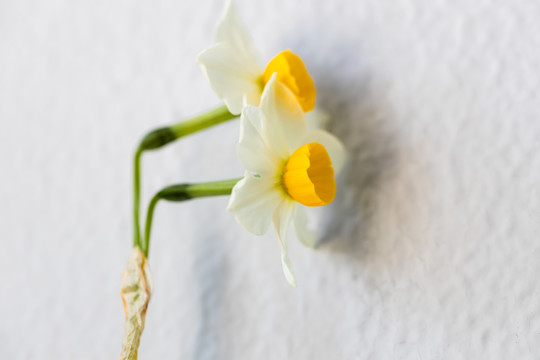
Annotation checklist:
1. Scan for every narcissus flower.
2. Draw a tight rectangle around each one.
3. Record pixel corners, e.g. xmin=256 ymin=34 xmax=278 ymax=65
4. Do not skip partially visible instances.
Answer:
xmin=197 ymin=0 xmax=316 ymax=115
xmin=227 ymin=76 xmax=345 ymax=286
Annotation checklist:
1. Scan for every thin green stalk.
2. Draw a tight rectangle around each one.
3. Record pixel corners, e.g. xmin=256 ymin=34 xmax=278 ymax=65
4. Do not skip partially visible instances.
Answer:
xmin=133 ymin=148 xmax=143 ymax=248
xmin=138 ymin=105 xmax=235 ymax=151
xmin=170 ymin=104 xmax=236 ymax=138
xmin=142 ymin=178 xmax=242 ymax=257
xmin=143 ymin=194 xmax=160 ymax=258
xmin=132 ymin=104 xmax=237 ymax=249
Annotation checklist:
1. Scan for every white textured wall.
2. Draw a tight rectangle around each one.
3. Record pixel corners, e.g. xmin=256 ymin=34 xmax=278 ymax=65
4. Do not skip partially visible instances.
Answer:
xmin=1 ymin=0 xmax=539 ymax=359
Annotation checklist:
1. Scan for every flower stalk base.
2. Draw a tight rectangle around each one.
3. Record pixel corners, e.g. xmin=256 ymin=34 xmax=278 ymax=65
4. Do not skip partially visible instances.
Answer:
xmin=119 ymin=247 xmax=153 ymax=360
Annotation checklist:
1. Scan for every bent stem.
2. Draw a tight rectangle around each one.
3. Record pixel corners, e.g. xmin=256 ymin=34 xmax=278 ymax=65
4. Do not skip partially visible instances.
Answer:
xmin=132 ymin=104 xmax=237 ymax=249
xmin=133 ymin=148 xmax=143 ymax=248
xmin=142 ymin=177 xmax=242 ymax=257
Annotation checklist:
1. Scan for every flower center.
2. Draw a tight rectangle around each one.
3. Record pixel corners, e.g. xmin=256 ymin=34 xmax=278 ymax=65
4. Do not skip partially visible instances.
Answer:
xmin=261 ymin=50 xmax=316 ymax=112
xmin=282 ymin=142 xmax=336 ymax=207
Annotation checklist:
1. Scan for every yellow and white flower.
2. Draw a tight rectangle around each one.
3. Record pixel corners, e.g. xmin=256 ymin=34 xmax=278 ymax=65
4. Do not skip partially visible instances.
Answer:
xmin=197 ymin=0 xmax=316 ymax=116
xmin=227 ymin=75 xmax=345 ymax=286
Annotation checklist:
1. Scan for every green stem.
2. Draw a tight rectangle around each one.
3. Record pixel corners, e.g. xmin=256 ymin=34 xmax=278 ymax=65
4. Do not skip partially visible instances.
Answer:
xmin=138 ymin=105 xmax=236 ymax=151
xmin=133 ymin=148 xmax=143 ymax=248
xmin=143 ymin=194 xmax=160 ymax=258
xmin=142 ymin=178 xmax=242 ymax=257
xmin=132 ymin=104 xmax=237 ymax=249
xmin=170 ymin=105 xmax=237 ymax=138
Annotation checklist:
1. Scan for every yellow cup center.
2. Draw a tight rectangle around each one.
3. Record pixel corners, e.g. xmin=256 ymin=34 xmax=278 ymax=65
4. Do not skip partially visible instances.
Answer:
xmin=261 ymin=50 xmax=316 ymax=112
xmin=282 ymin=142 xmax=336 ymax=207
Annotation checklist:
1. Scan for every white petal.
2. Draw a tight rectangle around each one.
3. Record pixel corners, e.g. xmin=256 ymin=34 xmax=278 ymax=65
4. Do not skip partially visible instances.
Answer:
xmin=305 ymin=107 xmax=330 ymax=130
xmin=259 ymin=76 xmax=308 ymax=158
xmin=197 ymin=0 xmax=262 ymax=115
xmin=294 ymin=206 xmax=317 ymax=249
xmin=215 ymin=0 xmax=260 ymax=63
xmin=237 ymin=106 xmax=282 ymax=175
xmin=272 ymin=200 xmax=297 ymax=287
xmin=227 ymin=173 xmax=282 ymax=235
xmin=302 ymin=129 xmax=347 ymax=174
xmin=197 ymin=43 xmax=261 ymax=115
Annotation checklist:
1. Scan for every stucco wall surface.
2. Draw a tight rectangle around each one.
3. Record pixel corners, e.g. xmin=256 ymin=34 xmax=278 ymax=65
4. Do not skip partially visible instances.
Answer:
xmin=1 ymin=0 xmax=539 ymax=359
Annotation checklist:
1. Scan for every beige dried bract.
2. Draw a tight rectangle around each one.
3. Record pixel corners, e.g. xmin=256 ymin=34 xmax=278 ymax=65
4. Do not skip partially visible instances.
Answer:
xmin=119 ymin=247 xmax=153 ymax=360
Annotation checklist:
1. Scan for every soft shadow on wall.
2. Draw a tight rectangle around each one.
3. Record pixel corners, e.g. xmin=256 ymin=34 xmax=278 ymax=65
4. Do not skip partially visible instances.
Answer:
xmin=287 ymin=38 xmax=405 ymax=262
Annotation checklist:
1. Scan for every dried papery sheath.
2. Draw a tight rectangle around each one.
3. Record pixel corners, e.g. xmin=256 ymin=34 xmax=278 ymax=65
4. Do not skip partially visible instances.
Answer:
xmin=119 ymin=247 xmax=153 ymax=360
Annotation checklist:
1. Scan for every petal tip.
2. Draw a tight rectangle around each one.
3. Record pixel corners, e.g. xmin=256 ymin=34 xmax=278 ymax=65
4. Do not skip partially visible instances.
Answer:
xmin=286 ymin=274 xmax=298 ymax=287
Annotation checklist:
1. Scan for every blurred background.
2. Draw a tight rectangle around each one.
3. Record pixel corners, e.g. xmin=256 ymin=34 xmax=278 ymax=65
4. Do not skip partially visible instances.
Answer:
xmin=1 ymin=0 xmax=540 ymax=359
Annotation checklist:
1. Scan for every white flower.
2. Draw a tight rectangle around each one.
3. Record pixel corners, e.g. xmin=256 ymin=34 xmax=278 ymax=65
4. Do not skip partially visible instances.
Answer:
xmin=197 ymin=0 xmax=316 ymax=116
xmin=227 ymin=75 xmax=346 ymax=286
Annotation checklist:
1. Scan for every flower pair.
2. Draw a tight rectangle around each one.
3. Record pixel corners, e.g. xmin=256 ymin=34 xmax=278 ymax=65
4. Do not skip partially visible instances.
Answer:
xmin=197 ymin=1 xmax=345 ymax=286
